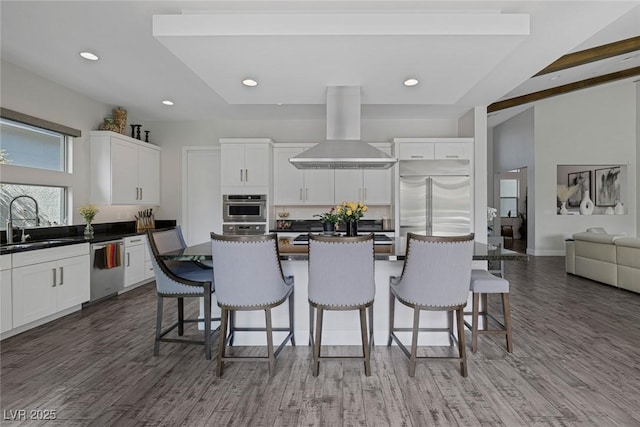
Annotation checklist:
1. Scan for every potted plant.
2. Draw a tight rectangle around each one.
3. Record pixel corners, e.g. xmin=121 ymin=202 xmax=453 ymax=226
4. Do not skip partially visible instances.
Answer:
xmin=79 ymin=204 xmax=99 ymax=238
xmin=336 ymin=201 xmax=368 ymax=236
xmin=314 ymin=207 xmax=341 ymax=235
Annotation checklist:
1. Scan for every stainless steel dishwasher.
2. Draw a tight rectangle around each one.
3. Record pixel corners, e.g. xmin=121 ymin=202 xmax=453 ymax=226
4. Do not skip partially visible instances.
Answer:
xmin=89 ymin=239 xmax=125 ymax=302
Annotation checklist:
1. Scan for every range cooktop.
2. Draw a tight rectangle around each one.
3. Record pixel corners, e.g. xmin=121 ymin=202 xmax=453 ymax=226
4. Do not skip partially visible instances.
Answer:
xmin=292 ymin=234 xmax=392 ymax=245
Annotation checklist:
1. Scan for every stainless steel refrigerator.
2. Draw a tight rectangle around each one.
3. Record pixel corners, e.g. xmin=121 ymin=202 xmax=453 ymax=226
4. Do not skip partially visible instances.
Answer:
xmin=399 ymin=159 xmax=471 ymax=242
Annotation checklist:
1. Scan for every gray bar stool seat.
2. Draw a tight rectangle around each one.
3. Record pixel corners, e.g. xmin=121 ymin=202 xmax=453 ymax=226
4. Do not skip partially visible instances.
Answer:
xmin=308 ymin=233 xmax=375 ymax=377
xmin=147 ymin=229 xmax=219 ymax=360
xmin=388 ymin=233 xmax=475 ymax=377
xmin=211 ymin=233 xmax=295 ymax=377
xmin=464 ymin=269 xmax=513 ymax=353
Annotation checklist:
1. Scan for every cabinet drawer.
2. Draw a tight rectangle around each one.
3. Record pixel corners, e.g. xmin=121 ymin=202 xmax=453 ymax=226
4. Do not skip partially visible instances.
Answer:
xmin=0 ymin=254 xmax=11 ymax=271
xmin=434 ymin=143 xmax=473 ymax=160
xmin=13 ymin=243 xmax=90 ymax=268
xmin=124 ymin=235 xmax=146 ymax=247
xmin=398 ymin=143 xmax=435 ymax=160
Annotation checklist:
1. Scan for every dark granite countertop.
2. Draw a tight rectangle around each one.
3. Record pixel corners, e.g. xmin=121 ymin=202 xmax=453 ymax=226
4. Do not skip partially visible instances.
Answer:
xmin=0 ymin=220 xmax=176 ymax=255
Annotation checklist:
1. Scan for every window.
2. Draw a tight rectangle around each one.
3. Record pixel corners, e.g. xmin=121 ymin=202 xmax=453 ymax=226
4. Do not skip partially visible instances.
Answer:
xmin=0 ymin=183 xmax=66 ymax=227
xmin=500 ymin=179 xmax=518 ymax=217
xmin=0 ymin=118 xmax=68 ymax=172
xmin=0 ymin=110 xmax=79 ymax=231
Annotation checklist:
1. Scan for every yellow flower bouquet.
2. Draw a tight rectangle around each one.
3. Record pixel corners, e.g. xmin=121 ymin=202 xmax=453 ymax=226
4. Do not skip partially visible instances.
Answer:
xmin=79 ymin=204 xmax=99 ymax=224
xmin=337 ymin=201 xmax=367 ymax=236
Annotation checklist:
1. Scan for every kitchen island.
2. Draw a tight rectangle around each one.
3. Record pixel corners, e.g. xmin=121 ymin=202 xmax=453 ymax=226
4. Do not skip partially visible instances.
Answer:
xmin=159 ymin=239 xmax=527 ymax=346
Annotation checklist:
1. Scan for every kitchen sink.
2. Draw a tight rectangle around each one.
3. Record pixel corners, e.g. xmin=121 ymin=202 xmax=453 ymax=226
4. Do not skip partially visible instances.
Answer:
xmin=1 ymin=238 xmax=80 ymax=251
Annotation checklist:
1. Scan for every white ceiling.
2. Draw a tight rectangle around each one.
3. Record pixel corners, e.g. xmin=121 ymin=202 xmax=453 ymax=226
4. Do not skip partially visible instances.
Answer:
xmin=1 ymin=1 xmax=639 ymax=127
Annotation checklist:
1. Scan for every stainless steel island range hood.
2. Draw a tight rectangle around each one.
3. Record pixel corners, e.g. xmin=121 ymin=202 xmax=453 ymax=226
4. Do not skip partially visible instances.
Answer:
xmin=289 ymin=86 xmax=397 ymax=169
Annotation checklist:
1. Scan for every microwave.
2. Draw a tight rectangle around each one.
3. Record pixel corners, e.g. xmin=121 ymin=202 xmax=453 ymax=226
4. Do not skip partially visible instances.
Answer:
xmin=223 ymin=194 xmax=267 ymax=222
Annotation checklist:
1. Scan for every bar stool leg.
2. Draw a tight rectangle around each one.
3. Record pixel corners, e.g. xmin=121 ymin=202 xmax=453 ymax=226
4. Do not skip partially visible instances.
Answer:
xmin=217 ymin=307 xmax=229 ymax=377
xmin=265 ymin=308 xmax=275 ymax=376
xmin=472 ymin=293 xmax=480 ymax=353
xmin=154 ymin=296 xmax=163 ymax=356
xmin=229 ymin=311 xmax=236 ymax=346
xmin=360 ymin=307 xmax=371 ymax=376
xmin=368 ymin=304 xmax=374 ymax=348
xmin=387 ymin=290 xmax=395 ymax=346
xmin=447 ymin=310 xmax=454 ymax=346
xmin=503 ymin=293 xmax=513 ymax=352
xmin=456 ymin=308 xmax=468 ymax=377
xmin=204 ymin=286 xmax=212 ymax=360
xmin=177 ymin=297 xmax=184 ymax=336
xmin=288 ymin=289 xmax=296 ymax=346
xmin=409 ymin=308 xmax=420 ymax=377
xmin=309 ymin=305 xmax=314 ymax=347
xmin=313 ymin=307 xmax=324 ymax=376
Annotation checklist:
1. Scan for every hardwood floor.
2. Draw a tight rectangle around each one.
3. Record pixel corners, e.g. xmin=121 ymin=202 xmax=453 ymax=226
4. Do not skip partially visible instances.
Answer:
xmin=2 ymin=257 xmax=640 ymax=426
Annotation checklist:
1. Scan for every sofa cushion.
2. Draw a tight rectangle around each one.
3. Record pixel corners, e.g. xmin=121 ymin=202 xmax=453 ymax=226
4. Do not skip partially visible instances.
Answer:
xmin=614 ymin=237 xmax=640 ymax=249
xmin=574 ymin=240 xmax=617 ymax=263
xmin=572 ymin=232 xmax=623 ymax=244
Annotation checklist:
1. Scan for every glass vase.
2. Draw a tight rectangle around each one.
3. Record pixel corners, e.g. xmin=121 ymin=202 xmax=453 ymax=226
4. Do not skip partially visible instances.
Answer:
xmin=84 ymin=223 xmax=94 ymax=239
xmin=346 ymin=220 xmax=358 ymax=237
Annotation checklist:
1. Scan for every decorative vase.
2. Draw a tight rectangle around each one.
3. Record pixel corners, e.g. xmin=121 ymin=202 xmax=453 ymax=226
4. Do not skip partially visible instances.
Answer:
xmin=84 ymin=223 xmax=94 ymax=239
xmin=346 ymin=220 xmax=358 ymax=237
xmin=559 ymin=201 xmax=569 ymax=215
xmin=605 ymin=207 xmax=615 ymax=215
xmin=579 ymin=190 xmax=594 ymax=215
xmin=322 ymin=222 xmax=336 ymax=235
xmin=614 ymin=201 xmax=624 ymax=215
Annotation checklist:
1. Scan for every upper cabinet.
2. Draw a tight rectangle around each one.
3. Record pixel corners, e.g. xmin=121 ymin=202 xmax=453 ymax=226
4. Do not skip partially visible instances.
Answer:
xmin=220 ymin=138 xmax=272 ymax=194
xmin=395 ymin=138 xmax=474 ymax=161
xmin=90 ymin=131 xmax=161 ymax=206
xmin=335 ymin=143 xmax=392 ymax=205
xmin=273 ymin=145 xmax=335 ymax=205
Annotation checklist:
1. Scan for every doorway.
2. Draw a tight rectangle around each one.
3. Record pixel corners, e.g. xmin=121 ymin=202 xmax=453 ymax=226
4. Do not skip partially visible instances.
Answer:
xmin=497 ymin=167 xmax=527 ymax=254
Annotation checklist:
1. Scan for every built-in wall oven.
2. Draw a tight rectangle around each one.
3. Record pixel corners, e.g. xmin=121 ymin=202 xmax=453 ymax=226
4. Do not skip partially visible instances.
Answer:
xmin=222 ymin=194 xmax=267 ymax=223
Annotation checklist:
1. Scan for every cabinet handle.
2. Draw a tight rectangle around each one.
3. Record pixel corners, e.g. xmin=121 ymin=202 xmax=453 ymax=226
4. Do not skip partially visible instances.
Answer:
xmin=140 ymin=187 xmax=143 ymax=200
xmin=129 ymin=238 xmax=142 ymax=243
xmin=299 ymin=188 xmax=303 ymax=201
xmin=245 ymin=169 xmax=248 ymax=182
xmin=127 ymin=253 xmax=130 ymax=267
xmin=240 ymin=169 xmax=243 ymax=182
xmin=410 ymin=155 xmax=424 ymax=159
xmin=52 ymin=268 xmax=56 ymax=287
xmin=445 ymin=155 xmax=459 ymax=158
xmin=59 ymin=267 xmax=64 ymax=286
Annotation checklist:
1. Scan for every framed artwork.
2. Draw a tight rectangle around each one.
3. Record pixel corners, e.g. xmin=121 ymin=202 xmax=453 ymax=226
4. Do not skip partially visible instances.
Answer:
xmin=567 ymin=171 xmax=591 ymax=207
xmin=595 ymin=167 xmax=621 ymax=206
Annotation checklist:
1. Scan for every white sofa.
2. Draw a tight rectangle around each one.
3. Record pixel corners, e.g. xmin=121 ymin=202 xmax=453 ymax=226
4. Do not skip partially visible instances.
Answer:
xmin=568 ymin=228 xmax=640 ymax=293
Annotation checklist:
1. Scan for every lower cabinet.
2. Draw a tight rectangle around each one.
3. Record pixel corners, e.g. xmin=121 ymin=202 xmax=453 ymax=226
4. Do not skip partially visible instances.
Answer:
xmin=12 ymin=247 xmax=90 ymax=329
xmin=1 ymin=255 xmax=12 ymax=334
xmin=124 ymin=235 xmax=148 ymax=287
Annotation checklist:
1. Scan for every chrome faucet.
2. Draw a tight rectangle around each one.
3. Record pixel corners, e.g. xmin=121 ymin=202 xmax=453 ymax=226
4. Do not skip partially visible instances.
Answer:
xmin=6 ymin=195 xmax=40 ymax=244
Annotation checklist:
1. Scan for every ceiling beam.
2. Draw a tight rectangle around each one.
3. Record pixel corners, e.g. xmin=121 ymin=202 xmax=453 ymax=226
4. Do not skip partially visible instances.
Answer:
xmin=488 ymin=66 xmax=640 ymax=113
xmin=535 ymin=35 xmax=640 ymax=76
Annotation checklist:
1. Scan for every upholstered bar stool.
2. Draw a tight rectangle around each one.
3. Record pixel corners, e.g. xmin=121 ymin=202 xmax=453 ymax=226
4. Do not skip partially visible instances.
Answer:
xmin=147 ymin=230 xmax=217 ymax=360
xmin=211 ymin=233 xmax=295 ymax=377
xmin=463 ymin=269 xmax=513 ymax=353
xmin=308 ymin=233 xmax=375 ymax=377
xmin=151 ymin=226 xmax=213 ymax=273
xmin=388 ymin=233 xmax=474 ymax=377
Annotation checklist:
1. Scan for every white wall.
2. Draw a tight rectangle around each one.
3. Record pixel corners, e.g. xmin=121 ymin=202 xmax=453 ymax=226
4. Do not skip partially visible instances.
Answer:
xmin=494 ymin=79 xmax=638 ymax=255
xmin=0 ymin=60 xmax=152 ymax=225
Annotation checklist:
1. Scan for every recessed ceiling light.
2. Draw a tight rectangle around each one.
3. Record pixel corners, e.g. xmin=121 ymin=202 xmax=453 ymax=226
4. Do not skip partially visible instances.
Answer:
xmin=242 ymin=78 xmax=258 ymax=87
xmin=79 ymin=51 xmax=99 ymax=61
xmin=403 ymin=78 xmax=419 ymax=87
xmin=162 ymin=100 xmax=174 ymax=106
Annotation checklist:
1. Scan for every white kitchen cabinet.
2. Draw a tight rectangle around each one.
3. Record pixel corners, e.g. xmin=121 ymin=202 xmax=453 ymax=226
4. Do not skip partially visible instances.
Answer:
xmin=335 ymin=144 xmax=392 ymax=204
xmin=1 ymin=255 xmax=12 ymax=334
xmin=434 ymin=142 xmax=473 ymax=160
xmin=12 ymin=244 xmax=90 ymax=328
xmin=144 ymin=239 xmax=154 ymax=280
xmin=273 ymin=146 xmax=334 ymax=205
xmin=395 ymin=138 xmax=474 ymax=161
xmin=124 ymin=235 xmax=147 ymax=287
xmin=220 ymin=138 xmax=272 ymax=193
xmin=90 ymin=131 xmax=161 ymax=206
